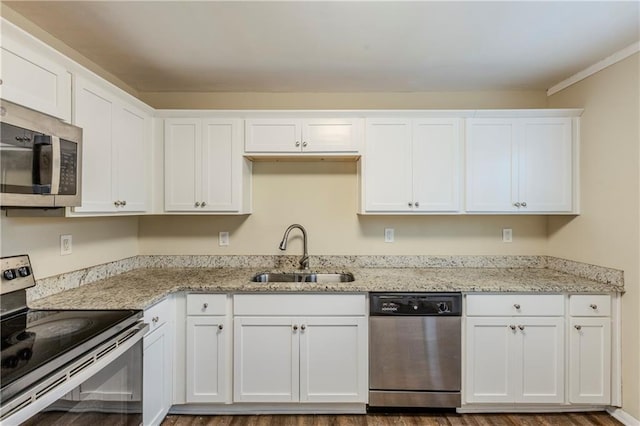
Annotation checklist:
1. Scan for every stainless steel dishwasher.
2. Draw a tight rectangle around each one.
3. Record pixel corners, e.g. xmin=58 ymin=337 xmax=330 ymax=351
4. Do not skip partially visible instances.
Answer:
xmin=369 ymin=292 xmax=462 ymax=409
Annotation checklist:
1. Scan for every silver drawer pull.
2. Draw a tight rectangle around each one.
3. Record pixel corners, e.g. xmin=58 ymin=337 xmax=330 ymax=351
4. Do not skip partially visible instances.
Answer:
xmin=152 ymin=316 xmax=159 ymax=324
xmin=575 ymin=325 xmax=582 ymax=330
xmin=518 ymin=325 xmax=525 ymax=331
xmin=293 ymin=325 xmax=298 ymax=331
xmin=301 ymin=324 xmax=306 ymax=330
xmin=521 ymin=202 xmax=527 ymax=207
xmin=302 ymin=141 xmax=308 ymax=147
xmin=590 ymin=304 xmax=598 ymax=310
xmin=295 ymin=141 xmax=301 ymax=147
xmin=218 ymin=324 xmax=223 ymax=330
xmin=514 ymin=304 xmax=521 ymax=309
xmin=203 ymin=303 xmax=208 ymax=309
xmin=509 ymin=325 xmax=516 ymax=330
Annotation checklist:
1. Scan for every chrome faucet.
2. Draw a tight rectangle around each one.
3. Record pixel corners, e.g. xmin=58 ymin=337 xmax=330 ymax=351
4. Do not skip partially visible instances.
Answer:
xmin=279 ymin=224 xmax=309 ymax=270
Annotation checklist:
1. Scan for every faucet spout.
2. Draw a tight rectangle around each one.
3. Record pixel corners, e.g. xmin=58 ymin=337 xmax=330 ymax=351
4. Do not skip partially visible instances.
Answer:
xmin=279 ymin=224 xmax=309 ymax=270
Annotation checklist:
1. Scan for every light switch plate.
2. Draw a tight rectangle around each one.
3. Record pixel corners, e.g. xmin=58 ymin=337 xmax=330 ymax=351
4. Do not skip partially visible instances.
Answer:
xmin=219 ymin=232 xmax=229 ymax=246
xmin=384 ymin=228 xmax=394 ymax=243
xmin=502 ymin=228 xmax=513 ymax=243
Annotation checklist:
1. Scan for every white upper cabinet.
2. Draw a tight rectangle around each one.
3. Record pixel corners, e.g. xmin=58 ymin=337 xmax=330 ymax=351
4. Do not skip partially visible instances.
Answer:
xmin=72 ymin=75 xmax=149 ymax=214
xmin=0 ymin=20 xmax=71 ymax=121
xmin=361 ymin=118 xmax=461 ymax=213
xmin=164 ymin=118 xmax=251 ymax=213
xmin=466 ymin=117 xmax=574 ymax=213
xmin=245 ymin=118 xmax=361 ymax=155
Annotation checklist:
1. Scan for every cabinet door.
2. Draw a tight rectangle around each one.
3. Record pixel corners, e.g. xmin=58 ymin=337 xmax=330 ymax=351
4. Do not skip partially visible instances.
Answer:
xmin=412 ymin=119 xmax=461 ymax=212
xmin=299 ymin=317 xmax=367 ymax=403
xmin=516 ymin=317 xmax=565 ymax=403
xmin=0 ymin=26 xmax=71 ymax=121
xmin=302 ymin=119 xmax=360 ymax=152
xmin=465 ymin=317 xmax=516 ymax=403
xmin=569 ymin=317 xmax=611 ymax=404
xmin=164 ymin=119 xmax=201 ymax=211
xmin=234 ymin=317 xmax=299 ymax=402
xmin=363 ymin=119 xmax=413 ymax=212
xmin=466 ymin=119 xmax=518 ymax=212
xmin=519 ymin=118 xmax=573 ymax=212
xmin=245 ymin=119 xmax=301 ymax=152
xmin=73 ymin=76 xmax=116 ymax=213
xmin=144 ymin=324 xmax=171 ymax=425
xmin=185 ymin=316 xmax=227 ymax=403
xmin=201 ymin=120 xmax=240 ymax=211
xmin=114 ymin=105 xmax=148 ymax=212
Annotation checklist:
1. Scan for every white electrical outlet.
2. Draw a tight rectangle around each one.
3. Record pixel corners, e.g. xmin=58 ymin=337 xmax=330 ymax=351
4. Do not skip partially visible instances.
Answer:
xmin=502 ymin=228 xmax=513 ymax=243
xmin=60 ymin=234 xmax=72 ymax=255
xmin=219 ymin=232 xmax=229 ymax=247
xmin=384 ymin=228 xmax=394 ymax=243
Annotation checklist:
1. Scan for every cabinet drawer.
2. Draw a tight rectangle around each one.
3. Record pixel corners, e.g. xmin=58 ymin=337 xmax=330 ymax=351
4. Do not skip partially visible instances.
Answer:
xmin=234 ymin=294 xmax=366 ymax=316
xmin=570 ymin=295 xmax=611 ymax=317
xmin=187 ymin=294 xmax=227 ymax=316
xmin=466 ymin=294 xmax=564 ymax=316
xmin=144 ymin=298 xmax=170 ymax=333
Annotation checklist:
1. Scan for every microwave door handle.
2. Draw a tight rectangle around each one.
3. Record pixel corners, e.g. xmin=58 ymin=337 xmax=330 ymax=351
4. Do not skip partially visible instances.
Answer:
xmin=50 ymin=135 xmax=61 ymax=195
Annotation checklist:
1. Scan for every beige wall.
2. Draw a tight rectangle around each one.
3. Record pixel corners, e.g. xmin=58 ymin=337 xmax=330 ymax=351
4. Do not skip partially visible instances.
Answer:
xmin=139 ymin=161 xmax=548 ymax=255
xmin=548 ymin=54 xmax=640 ymax=418
xmin=0 ymin=216 xmax=139 ymax=280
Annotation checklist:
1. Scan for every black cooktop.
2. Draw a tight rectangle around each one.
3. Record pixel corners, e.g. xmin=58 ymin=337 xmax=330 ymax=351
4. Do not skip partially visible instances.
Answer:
xmin=1 ymin=309 xmax=141 ymax=403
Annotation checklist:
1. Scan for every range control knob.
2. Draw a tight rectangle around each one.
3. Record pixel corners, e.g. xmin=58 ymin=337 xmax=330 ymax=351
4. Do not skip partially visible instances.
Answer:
xmin=3 ymin=269 xmax=16 ymax=280
xmin=2 ymin=356 xmax=19 ymax=369
xmin=17 ymin=348 xmax=32 ymax=361
xmin=17 ymin=266 xmax=31 ymax=277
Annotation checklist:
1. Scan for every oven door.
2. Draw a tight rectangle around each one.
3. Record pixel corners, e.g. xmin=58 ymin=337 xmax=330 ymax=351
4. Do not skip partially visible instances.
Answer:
xmin=1 ymin=322 xmax=147 ymax=425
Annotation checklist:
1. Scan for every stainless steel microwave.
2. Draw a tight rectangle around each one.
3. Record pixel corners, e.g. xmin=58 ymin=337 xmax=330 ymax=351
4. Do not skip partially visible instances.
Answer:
xmin=0 ymin=100 xmax=82 ymax=207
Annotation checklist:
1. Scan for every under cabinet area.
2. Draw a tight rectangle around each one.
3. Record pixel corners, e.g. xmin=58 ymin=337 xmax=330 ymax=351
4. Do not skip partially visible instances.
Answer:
xmin=164 ymin=118 xmax=251 ymax=213
xmin=233 ymin=294 xmax=368 ymax=404
xmin=568 ymin=295 xmax=612 ymax=405
xmin=465 ymin=117 xmax=575 ymax=213
xmin=465 ymin=294 xmax=565 ymax=404
xmin=185 ymin=294 xmax=230 ymax=403
xmin=244 ymin=118 xmax=361 ymax=155
xmin=360 ymin=118 xmax=462 ymax=213
xmin=72 ymin=74 xmax=151 ymax=214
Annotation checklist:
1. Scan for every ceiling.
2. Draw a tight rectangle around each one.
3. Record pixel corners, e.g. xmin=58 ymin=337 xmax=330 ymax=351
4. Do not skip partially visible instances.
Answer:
xmin=4 ymin=1 xmax=639 ymax=93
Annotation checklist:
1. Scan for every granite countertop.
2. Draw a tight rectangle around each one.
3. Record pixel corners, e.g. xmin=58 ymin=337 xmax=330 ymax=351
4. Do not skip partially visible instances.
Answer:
xmin=29 ymin=266 xmax=622 ymax=311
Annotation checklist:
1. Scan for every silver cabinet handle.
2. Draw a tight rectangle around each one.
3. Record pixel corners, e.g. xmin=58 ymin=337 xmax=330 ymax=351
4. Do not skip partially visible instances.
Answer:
xmin=518 ymin=325 xmax=525 ymax=331
xmin=415 ymin=201 xmax=420 ymax=208
xmin=195 ymin=202 xmax=201 ymax=207
xmin=295 ymin=141 xmax=301 ymax=147
xmin=293 ymin=325 xmax=298 ymax=331
xmin=509 ymin=325 xmax=516 ymax=330
xmin=575 ymin=325 xmax=582 ymax=330
xmin=590 ymin=304 xmax=598 ymax=310
xmin=152 ymin=316 xmax=159 ymax=324
xmin=122 ymin=200 xmax=126 ymax=206
xmin=201 ymin=201 xmax=206 ymax=207
xmin=521 ymin=202 xmax=527 ymax=207
xmin=218 ymin=324 xmax=223 ymax=330
xmin=203 ymin=303 xmax=208 ymax=309
xmin=302 ymin=141 xmax=308 ymax=147
xmin=408 ymin=202 xmax=413 ymax=207
xmin=114 ymin=201 xmax=120 ymax=207
xmin=301 ymin=324 xmax=306 ymax=330
xmin=514 ymin=202 xmax=521 ymax=208
xmin=514 ymin=304 xmax=521 ymax=309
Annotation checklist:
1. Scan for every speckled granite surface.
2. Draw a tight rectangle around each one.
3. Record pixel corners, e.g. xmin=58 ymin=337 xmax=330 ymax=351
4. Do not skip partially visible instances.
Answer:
xmin=28 ymin=257 xmax=623 ymax=311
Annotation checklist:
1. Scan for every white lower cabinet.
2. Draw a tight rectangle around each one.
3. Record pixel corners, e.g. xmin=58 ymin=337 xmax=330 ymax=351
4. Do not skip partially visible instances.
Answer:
xmin=465 ymin=294 xmax=565 ymax=405
xmin=233 ymin=294 xmax=368 ymax=404
xmin=568 ymin=295 xmax=612 ymax=405
xmin=143 ymin=298 xmax=173 ymax=426
xmin=184 ymin=294 xmax=230 ymax=404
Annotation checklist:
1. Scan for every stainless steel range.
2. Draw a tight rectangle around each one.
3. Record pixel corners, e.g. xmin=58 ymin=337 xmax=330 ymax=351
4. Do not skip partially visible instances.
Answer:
xmin=0 ymin=255 xmax=148 ymax=424
xmin=369 ymin=292 xmax=462 ymax=409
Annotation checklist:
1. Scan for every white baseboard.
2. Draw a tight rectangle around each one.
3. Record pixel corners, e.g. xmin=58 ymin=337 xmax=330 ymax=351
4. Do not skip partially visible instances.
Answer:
xmin=458 ymin=405 xmax=607 ymax=414
xmin=607 ymin=407 xmax=640 ymax=426
xmin=169 ymin=403 xmax=366 ymax=415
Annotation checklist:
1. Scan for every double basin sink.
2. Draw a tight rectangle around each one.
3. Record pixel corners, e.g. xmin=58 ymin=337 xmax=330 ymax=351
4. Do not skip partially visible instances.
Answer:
xmin=251 ymin=272 xmax=355 ymax=284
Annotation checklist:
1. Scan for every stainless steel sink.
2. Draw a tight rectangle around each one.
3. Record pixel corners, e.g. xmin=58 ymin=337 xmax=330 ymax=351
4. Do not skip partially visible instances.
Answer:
xmin=251 ymin=272 xmax=355 ymax=283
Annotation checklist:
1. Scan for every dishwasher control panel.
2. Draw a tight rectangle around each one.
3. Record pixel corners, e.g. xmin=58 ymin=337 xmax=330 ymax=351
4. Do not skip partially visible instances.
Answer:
xmin=370 ymin=292 xmax=462 ymax=316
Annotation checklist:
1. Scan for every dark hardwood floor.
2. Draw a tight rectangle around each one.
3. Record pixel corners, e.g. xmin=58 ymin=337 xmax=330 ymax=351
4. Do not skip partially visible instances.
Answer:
xmin=162 ymin=412 xmax=622 ymax=426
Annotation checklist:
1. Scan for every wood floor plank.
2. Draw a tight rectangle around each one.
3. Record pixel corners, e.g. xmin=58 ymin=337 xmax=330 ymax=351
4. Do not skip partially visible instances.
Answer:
xmin=162 ymin=412 xmax=621 ymax=426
